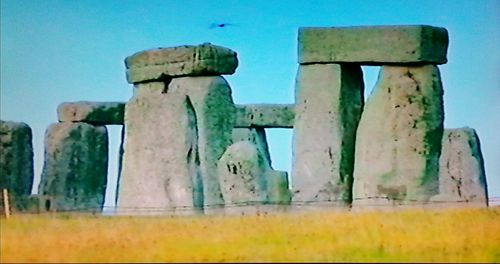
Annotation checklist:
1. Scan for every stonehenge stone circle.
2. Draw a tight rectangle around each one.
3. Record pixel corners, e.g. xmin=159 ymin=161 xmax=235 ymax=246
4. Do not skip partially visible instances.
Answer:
xmin=299 ymin=25 xmax=448 ymax=65
xmin=125 ymin=43 xmax=238 ymax=83
xmin=431 ymin=128 xmax=488 ymax=206
xmin=57 ymin=101 xmax=125 ymax=125
xmin=353 ymin=65 xmax=444 ymax=206
xmin=39 ymin=122 xmax=108 ymax=211
xmin=0 ymin=120 xmax=34 ymax=211
xmin=292 ymin=63 xmax=364 ymax=205
xmin=24 ymin=25 xmax=488 ymax=215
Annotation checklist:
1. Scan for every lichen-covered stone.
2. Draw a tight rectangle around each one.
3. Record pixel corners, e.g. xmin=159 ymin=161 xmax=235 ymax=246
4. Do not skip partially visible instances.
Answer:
xmin=57 ymin=101 xmax=125 ymax=125
xmin=234 ymin=104 xmax=295 ymax=128
xmin=117 ymin=76 xmax=235 ymax=214
xmin=292 ymin=64 xmax=364 ymax=205
xmin=299 ymin=25 xmax=448 ymax=65
xmin=218 ymin=141 xmax=268 ymax=204
xmin=431 ymin=128 xmax=488 ymax=206
xmin=0 ymin=120 xmax=34 ymax=211
xmin=117 ymin=82 xmax=200 ymax=215
xmin=39 ymin=122 xmax=108 ymax=212
xmin=125 ymin=43 xmax=238 ymax=83
xmin=232 ymin=127 xmax=271 ymax=165
xmin=266 ymin=170 xmax=291 ymax=205
xmin=353 ymin=65 xmax=444 ymax=207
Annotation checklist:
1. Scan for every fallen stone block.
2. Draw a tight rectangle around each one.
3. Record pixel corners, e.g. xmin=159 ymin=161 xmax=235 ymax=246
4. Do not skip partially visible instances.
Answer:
xmin=39 ymin=122 xmax=108 ymax=212
xmin=353 ymin=65 xmax=444 ymax=207
xmin=0 ymin=120 xmax=34 ymax=211
xmin=292 ymin=64 xmax=364 ymax=205
xmin=232 ymin=127 xmax=271 ymax=164
xmin=57 ymin=101 xmax=125 ymax=125
xmin=234 ymin=104 xmax=295 ymax=128
xmin=125 ymin=43 xmax=238 ymax=83
xmin=431 ymin=128 xmax=488 ymax=206
xmin=299 ymin=25 xmax=448 ymax=65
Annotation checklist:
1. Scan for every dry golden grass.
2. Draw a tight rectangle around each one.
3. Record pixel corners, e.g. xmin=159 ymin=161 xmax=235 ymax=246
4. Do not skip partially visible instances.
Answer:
xmin=1 ymin=207 xmax=500 ymax=263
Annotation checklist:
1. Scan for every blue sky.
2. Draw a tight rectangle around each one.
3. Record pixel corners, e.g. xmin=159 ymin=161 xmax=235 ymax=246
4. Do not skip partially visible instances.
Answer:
xmin=1 ymin=0 xmax=499 ymax=206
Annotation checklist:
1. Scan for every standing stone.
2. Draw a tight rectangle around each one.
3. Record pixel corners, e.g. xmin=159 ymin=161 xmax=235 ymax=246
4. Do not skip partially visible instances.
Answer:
xmin=0 ymin=121 xmax=34 ymax=211
xmin=292 ymin=64 xmax=364 ymax=205
xmin=117 ymin=82 xmax=199 ymax=215
xmin=431 ymin=128 xmax=488 ymax=206
xmin=117 ymin=77 xmax=235 ymax=214
xmin=353 ymin=65 xmax=444 ymax=207
xmin=181 ymin=77 xmax=236 ymax=210
xmin=39 ymin=122 xmax=108 ymax=212
xmin=118 ymin=44 xmax=238 ymax=215
xmin=218 ymin=141 xmax=268 ymax=215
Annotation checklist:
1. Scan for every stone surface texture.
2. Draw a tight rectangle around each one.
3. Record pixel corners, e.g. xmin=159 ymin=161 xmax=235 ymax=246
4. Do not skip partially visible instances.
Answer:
xmin=0 ymin=120 xmax=34 ymax=211
xmin=431 ymin=128 xmax=488 ymax=206
xmin=266 ymin=170 xmax=292 ymax=205
xmin=232 ymin=127 xmax=271 ymax=165
xmin=39 ymin=122 xmax=108 ymax=212
xmin=117 ymin=76 xmax=235 ymax=214
xmin=218 ymin=141 xmax=268 ymax=206
xmin=353 ymin=65 xmax=444 ymax=207
xmin=292 ymin=64 xmax=364 ymax=205
xmin=57 ymin=101 xmax=125 ymax=125
xmin=234 ymin=104 xmax=295 ymax=128
xmin=125 ymin=43 xmax=238 ymax=83
xmin=299 ymin=25 xmax=448 ymax=65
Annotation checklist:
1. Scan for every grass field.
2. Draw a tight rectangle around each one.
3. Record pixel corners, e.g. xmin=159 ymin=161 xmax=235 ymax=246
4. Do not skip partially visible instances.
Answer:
xmin=1 ymin=207 xmax=500 ymax=262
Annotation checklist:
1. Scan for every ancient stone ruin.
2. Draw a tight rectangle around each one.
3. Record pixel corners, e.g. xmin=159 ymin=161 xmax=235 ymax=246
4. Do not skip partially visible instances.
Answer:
xmin=0 ymin=25 xmax=489 ymax=214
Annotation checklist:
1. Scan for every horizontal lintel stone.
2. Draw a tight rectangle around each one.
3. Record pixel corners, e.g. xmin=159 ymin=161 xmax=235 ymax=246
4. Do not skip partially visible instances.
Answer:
xmin=125 ymin=43 xmax=238 ymax=83
xmin=235 ymin=104 xmax=295 ymax=128
xmin=57 ymin=101 xmax=125 ymax=125
xmin=299 ymin=25 xmax=449 ymax=65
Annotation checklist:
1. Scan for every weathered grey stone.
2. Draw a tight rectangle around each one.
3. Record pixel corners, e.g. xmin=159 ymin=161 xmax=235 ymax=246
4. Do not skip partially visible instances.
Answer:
xmin=353 ymin=65 xmax=444 ymax=207
xmin=431 ymin=128 xmax=488 ymax=206
xmin=299 ymin=25 xmax=448 ymax=65
xmin=125 ymin=43 xmax=238 ymax=83
xmin=117 ymin=76 xmax=235 ymax=214
xmin=292 ymin=64 xmax=364 ymax=205
xmin=0 ymin=120 xmax=34 ymax=211
xmin=117 ymin=82 xmax=200 ymax=215
xmin=232 ymin=127 xmax=271 ymax=165
xmin=266 ymin=170 xmax=291 ymax=205
xmin=39 ymin=122 xmax=108 ymax=212
xmin=57 ymin=101 xmax=125 ymax=125
xmin=234 ymin=104 xmax=295 ymax=128
xmin=218 ymin=141 xmax=268 ymax=205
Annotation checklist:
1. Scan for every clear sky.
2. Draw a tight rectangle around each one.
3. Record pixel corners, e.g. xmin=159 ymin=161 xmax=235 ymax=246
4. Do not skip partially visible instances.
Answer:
xmin=1 ymin=0 xmax=499 ymax=207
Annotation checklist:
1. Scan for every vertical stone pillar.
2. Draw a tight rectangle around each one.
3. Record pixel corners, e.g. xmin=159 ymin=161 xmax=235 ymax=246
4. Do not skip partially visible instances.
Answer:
xmin=0 ymin=120 xmax=34 ymax=211
xmin=353 ymin=65 xmax=444 ymax=207
xmin=39 ymin=122 xmax=108 ymax=212
xmin=117 ymin=43 xmax=238 ymax=215
xmin=431 ymin=128 xmax=488 ymax=207
xmin=292 ymin=64 xmax=364 ymax=206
